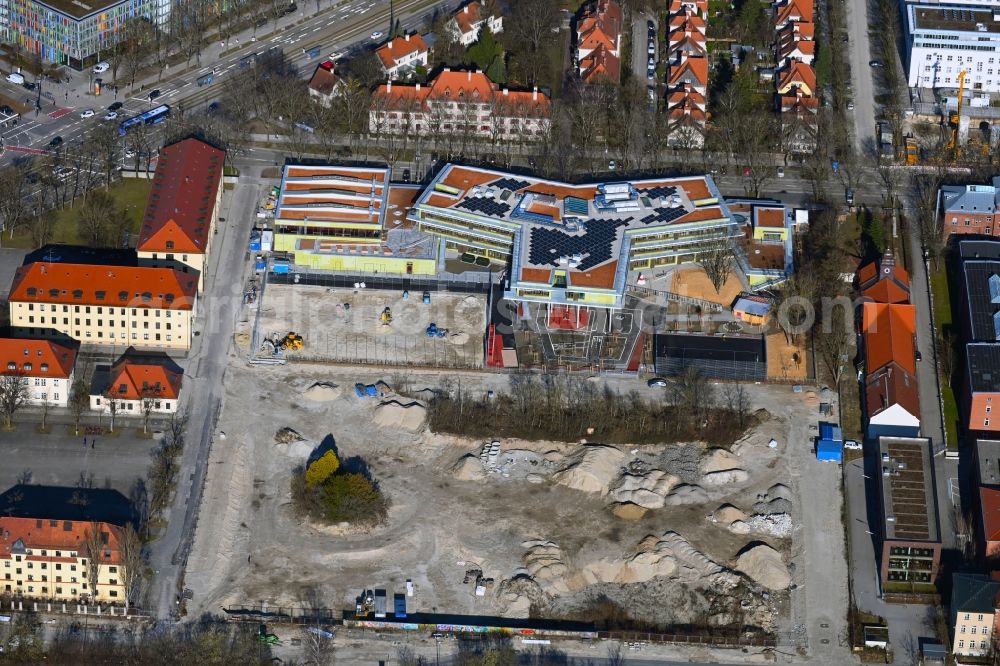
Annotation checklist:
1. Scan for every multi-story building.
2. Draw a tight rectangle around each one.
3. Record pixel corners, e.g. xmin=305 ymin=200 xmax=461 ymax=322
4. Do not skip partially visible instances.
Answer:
xmin=904 ymin=3 xmax=1000 ymax=92
xmin=369 ymin=69 xmax=551 ymax=141
xmin=447 ymin=0 xmax=503 ymax=47
xmin=90 ymin=349 xmax=183 ymax=414
xmin=576 ymin=0 xmax=623 ymax=84
xmin=0 ymin=337 xmax=77 ymax=407
xmin=136 ymin=138 xmax=225 ymax=292
xmin=375 ymin=33 xmax=429 ymax=80
xmin=409 ymin=164 xmax=737 ymax=310
xmin=772 ymin=0 xmax=817 ymax=151
xmin=9 ymin=0 xmax=159 ymax=69
xmin=939 ymin=177 xmax=1000 ymax=239
xmin=950 ymin=573 xmax=1000 ymax=660
xmin=876 ymin=436 xmax=942 ymax=586
xmin=666 ymin=0 xmax=708 ymax=147
xmin=272 ymin=164 xmax=433 ymax=273
xmin=0 ymin=484 xmax=133 ymax=603
xmin=8 ymin=262 xmax=198 ymax=350
xmin=956 ymin=241 xmax=1000 ymax=433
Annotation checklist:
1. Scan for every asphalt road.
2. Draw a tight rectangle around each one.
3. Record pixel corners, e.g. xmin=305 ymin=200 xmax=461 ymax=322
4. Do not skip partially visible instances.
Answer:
xmin=845 ymin=0 xmax=877 ymax=156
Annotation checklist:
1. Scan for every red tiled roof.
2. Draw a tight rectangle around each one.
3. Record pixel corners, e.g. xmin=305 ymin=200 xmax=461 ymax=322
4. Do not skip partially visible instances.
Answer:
xmin=453 ymin=1 xmax=494 ymax=36
xmin=863 ymin=280 xmax=910 ymax=305
xmin=865 ymin=361 xmax=920 ymax=421
xmin=862 ymin=302 xmax=917 ymax=375
xmin=308 ymin=64 xmax=342 ymax=96
xmin=375 ymin=33 xmax=428 ymax=69
xmin=373 ymin=69 xmax=551 ymax=117
xmin=775 ymin=0 xmax=814 ymax=26
xmin=777 ymin=60 xmax=816 ymax=94
xmin=0 ymin=338 xmax=76 ymax=379
xmin=578 ymin=0 xmax=623 ymax=56
xmin=0 ymin=516 xmax=121 ymax=562
xmin=668 ymin=0 xmax=707 ymax=16
xmin=106 ymin=355 xmax=182 ymax=401
xmin=982 ymin=487 xmax=1000 ymax=542
xmin=580 ymin=43 xmax=621 ymax=83
xmin=668 ymin=57 xmax=709 ymax=87
xmin=137 ymin=138 xmax=225 ymax=255
xmin=10 ymin=263 xmax=198 ymax=310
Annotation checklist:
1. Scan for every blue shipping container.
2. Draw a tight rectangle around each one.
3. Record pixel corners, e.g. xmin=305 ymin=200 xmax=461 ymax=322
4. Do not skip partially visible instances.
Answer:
xmin=272 ymin=263 xmax=290 ymax=274
xmin=816 ymin=439 xmax=843 ymax=462
xmin=394 ymin=594 xmax=406 ymax=618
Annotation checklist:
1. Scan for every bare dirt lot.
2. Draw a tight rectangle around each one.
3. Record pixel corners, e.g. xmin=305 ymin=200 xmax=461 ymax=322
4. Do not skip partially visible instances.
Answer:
xmin=183 ymin=355 xmax=844 ymax=651
xmin=250 ymin=285 xmax=487 ymax=368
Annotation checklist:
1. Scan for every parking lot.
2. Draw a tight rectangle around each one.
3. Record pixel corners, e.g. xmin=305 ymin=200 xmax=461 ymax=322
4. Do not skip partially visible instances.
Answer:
xmin=0 ymin=422 xmax=157 ymax=495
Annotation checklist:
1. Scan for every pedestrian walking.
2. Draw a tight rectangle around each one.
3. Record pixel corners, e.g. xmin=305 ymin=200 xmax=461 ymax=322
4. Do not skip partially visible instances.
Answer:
xmin=91 ymin=440 xmax=95 ymax=449
xmin=83 ymin=436 xmax=87 ymax=447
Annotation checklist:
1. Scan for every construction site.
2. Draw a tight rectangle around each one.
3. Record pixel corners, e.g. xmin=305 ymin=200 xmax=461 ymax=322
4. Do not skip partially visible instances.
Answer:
xmin=182 ymin=346 xmax=846 ymax=656
xmin=243 ymin=282 xmax=489 ymax=368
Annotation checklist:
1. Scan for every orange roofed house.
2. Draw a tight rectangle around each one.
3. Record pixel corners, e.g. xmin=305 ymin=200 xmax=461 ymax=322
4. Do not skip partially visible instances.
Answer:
xmin=136 ymin=138 xmax=225 ymax=292
xmin=666 ymin=0 xmax=708 ymax=147
xmin=576 ymin=0 xmax=623 ymax=84
xmin=0 ymin=484 xmax=134 ymax=604
xmin=0 ymin=337 xmax=77 ymax=407
xmin=90 ymin=349 xmax=183 ymax=414
xmin=375 ymin=33 xmax=429 ymax=80
xmin=448 ymin=0 xmax=503 ymax=47
xmin=8 ymin=262 xmax=199 ymax=351
xmin=370 ymin=69 xmax=551 ymax=141
xmin=862 ymin=301 xmax=921 ymax=438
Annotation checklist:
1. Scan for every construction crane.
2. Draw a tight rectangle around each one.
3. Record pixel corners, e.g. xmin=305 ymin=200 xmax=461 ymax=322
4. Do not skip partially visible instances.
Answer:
xmin=947 ymin=69 xmax=967 ymax=158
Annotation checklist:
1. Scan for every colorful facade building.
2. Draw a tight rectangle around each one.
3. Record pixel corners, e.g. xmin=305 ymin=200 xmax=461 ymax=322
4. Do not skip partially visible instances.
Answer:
xmin=9 ymin=0 xmax=160 ymax=69
xmin=136 ymin=138 xmax=225 ymax=293
xmin=939 ymin=177 xmax=1000 ymax=240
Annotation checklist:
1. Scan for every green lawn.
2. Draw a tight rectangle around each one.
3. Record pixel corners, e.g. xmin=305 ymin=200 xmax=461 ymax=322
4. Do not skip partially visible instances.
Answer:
xmin=4 ymin=178 xmax=152 ymax=250
xmin=942 ymin=386 xmax=959 ymax=452
xmin=929 ymin=264 xmax=958 ymax=450
xmin=930 ymin=266 xmax=953 ymax=329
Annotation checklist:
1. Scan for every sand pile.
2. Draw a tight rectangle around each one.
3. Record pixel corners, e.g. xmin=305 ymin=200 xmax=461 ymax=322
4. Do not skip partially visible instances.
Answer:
xmin=451 ymin=454 xmax=485 ymax=481
xmin=713 ymin=504 xmax=748 ymax=525
xmin=274 ymin=427 xmax=304 ymax=444
xmin=767 ymin=483 xmax=793 ymax=500
xmin=664 ymin=483 xmax=708 ymax=505
xmin=552 ymin=444 xmax=625 ymax=495
xmin=735 ymin=544 xmax=792 ymax=590
xmin=373 ymin=400 xmax=426 ymax=432
xmin=521 ymin=540 xmax=570 ymax=593
xmin=302 ymin=382 xmax=341 ymax=402
xmin=609 ymin=469 xmax=678 ymax=509
xmin=703 ymin=469 xmax=749 ymax=485
xmin=656 ymin=532 xmax=738 ymax=587
xmin=700 ymin=448 xmax=747 ymax=486
xmin=611 ymin=503 xmax=648 ymax=520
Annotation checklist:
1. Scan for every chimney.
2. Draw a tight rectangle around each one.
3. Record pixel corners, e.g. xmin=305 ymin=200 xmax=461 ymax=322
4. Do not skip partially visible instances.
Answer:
xmin=468 ymin=70 xmax=472 ymax=81
xmin=532 ymin=86 xmax=538 ymax=101
xmin=387 ymin=80 xmax=392 ymax=91
xmin=880 ymin=249 xmax=896 ymax=275
xmin=405 ymin=33 xmax=410 ymax=42
xmin=503 ymin=88 xmax=509 ymax=96
xmin=463 ymin=5 xmax=469 ymax=12
xmin=416 ymin=83 xmax=421 ymax=91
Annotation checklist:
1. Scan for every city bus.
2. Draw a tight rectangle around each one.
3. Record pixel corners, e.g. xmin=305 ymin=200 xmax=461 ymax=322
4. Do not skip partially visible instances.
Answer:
xmin=118 ymin=104 xmax=171 ymax=136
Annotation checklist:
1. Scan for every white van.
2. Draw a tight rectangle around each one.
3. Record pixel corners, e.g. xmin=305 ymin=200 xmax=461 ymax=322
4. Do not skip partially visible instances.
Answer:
xmin=6 ymin=72 xmax=23 ymax=85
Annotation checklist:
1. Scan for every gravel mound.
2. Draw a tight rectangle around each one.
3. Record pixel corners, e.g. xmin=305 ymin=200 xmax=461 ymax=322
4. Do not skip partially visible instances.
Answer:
xmin=451 ymin=454 xmax=485 ymax=481
xmin=753 ymin=497 xmax=793 ymax=516
xmin=302 ymin=382 xmax=341 ymax=402
xmin=767 ymin=483 xmax=793 ymax=500
xmin=712 ymin=504 xmax=748 ymax=525
xmin=700 ymin=448 xmax=742 ymax=473
xmin=735 ymin=544 xmax=792 ymax=590
xmin=373 ymin=400 xmax=426 ymax=432
xmin=552 ymin=444 xmax=625 ymax=495
xmin=702 ymin=469 xmax=748 ymax=486
xmin=746 ymin=513 xmax=793 ymax=538
xmin=609 ymin=470 xmax=678 ymax=509
xmin=664 ymin=483 xmax=708 ymax=505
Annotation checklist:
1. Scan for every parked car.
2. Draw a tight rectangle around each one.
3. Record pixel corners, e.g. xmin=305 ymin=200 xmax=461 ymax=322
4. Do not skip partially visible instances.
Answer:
xmin=79 ymin=108 xmax=95 ymax=118
xmin=93 ymin=62 xmax=110 ymax=74
xmin=103 ymin=111 xmax=118 ymax=121
xmin=846 ymin=189 xmax=855 ymax=205
xmin=647 ymin=378 xmax=668 ymax=387
xmin=777 ymin=167 xmax=785 ymax=178
xmin=22 ymin=81 xmax=35 ymax=91
xmin=608 ymin=159 xmax=616 ymax=171
xmin=846 ymin=101 xmax=855 ymax=111
xmin=869 ymin=59 xmax=883 ymax=68
xmin=647 ymin=44 xmax=655 ymax=55
xmin=916 ymin=350 xmax=922 ymax=362
xmin=844 ymin=440 xmax=862 ymax=451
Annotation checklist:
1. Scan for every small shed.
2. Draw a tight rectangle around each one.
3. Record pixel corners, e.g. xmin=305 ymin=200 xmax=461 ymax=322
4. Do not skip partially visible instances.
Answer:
xmin=816 ymin=439 xmax=843 ymax=462
xmin=819 ymin=423 xmax=843 ymax=442
xmin=920 ymin=642 xmax=946 ymax=664
xmin=863 ymin=625 xmax=889 ymax=649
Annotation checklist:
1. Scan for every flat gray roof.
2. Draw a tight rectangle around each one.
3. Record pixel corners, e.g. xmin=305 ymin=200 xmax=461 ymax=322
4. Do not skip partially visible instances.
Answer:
xmin=978 ymin=438 xmax=1000 ymax=487
xmin=878 ymin=436 xmax=940 ymax=543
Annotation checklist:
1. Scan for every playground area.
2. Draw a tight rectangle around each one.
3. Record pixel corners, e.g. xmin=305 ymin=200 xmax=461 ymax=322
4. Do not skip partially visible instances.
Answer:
xmin=253 ymin=284 xmax=488 ymax=368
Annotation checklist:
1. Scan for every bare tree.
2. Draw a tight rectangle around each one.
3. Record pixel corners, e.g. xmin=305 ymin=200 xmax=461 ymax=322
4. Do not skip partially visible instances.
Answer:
xmin=699 ymin=243 xmax=735 ymax=294
xmin=0 ymin=374 xmax=29 ymax=429
xmin=70 ymin=377 xmax=90 ymax=435
xmin=721 ymin=384 xmax=753 ymax=429
xmin=815 ymin=302 xmax=852 ymax=389
xmin=0 ymin=166 xmax=30 ymax=243
xmin=106 ymin=393 xmax=120 ymax=433
xmin=140 ymin=386 xmax=160 ymax=435
xmin=606 ymin=641 xmax=628 ymax=666
xmin=83 ymin=525 xmax=105 ymax=603
xmin=77 ymin=190 xmax=129 ymax=247
xmin=117 ymin=523 xmax=144 ymax=611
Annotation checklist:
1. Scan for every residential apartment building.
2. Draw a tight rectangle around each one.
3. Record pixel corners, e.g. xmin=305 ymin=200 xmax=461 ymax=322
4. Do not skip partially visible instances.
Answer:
xmin=576 ymin=0 xmax=623 ymax=84
xmin=136 ymin=138 xmax=225 ymax=292
xmin=8 ymin=262 xmax=198 ymax=351
xmin=0 ymin=337 xmax=76 ymax=407
xmin=939 ymin=178 xmax=1000 ymax=239
xmin=666 ymin=0 xmax=708 ymax=147
xmin=772 ymin=0 xmax=817 ymax=151
xmin=272 ymin=164 xmax=433 ymax=273
xmin=409 ymin=164 xmax=738 ymax=310
xmin=0 ymin=484 xmax=134 ymax=603
xmin=957 ymin=241 xmax=1000 ymax=433
xmin=448 ymin=0 xmax=502 ymax=47
xmin=862 ymin=300 xmax=921 ymax=439
xmin=369 ymin=69 xmax=551 ymax=141
xmin=876 ymin=437 xmax=941 ymax=586
xmin=9 ymin=0 xmax=159 ymax=69
xmin=90 ymin=349 xmax=183 ymax=414
xmin=308 ymin=61 xmax=344 ymax=107
xmin=950 ymin=573 xmax=1000 ymax=660
xmin=375 ymin=33 xmax=429 ymax=80
xmin=904 ymin=3 xmax=1000 ymax=92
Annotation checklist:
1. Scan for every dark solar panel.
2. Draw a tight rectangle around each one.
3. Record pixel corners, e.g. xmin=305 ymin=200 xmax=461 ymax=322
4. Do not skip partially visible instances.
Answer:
xmin=564 ymin=197 xmax=589 ymax=215
xmin=641 ymin=186 xmax=678 ymax=199
xmin=491 ymin=177 xmax=530 ymax=191
xmin=639 ymin=207 xmax=687 ymax=225
xmin=527 ymin=219 xmax=628 ymax=271
xmin=456 ymin=198 xmax=511 ymax=217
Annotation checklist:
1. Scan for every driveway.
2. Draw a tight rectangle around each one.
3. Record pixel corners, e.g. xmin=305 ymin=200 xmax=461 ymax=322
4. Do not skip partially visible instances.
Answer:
xmin=631 ymin=12 xmax=654 ymax=83
xmin=845 ymin=0 xmax=877 ymax=155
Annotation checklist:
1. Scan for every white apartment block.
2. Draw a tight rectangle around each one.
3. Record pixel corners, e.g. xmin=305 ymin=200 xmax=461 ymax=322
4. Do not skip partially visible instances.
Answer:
xmin=905 ymin=3 xmax=1000 ymax=92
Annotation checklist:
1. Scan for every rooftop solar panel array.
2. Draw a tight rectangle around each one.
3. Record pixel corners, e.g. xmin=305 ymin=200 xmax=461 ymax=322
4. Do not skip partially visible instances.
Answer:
xmin=491 ymin=177 xmax=530 ymax=191
xmin=641 ymin=186 xmax=678 ymax=199
xmin=639 ymin=207 xmax=688 ymax=225
xmin=527 ymin=218 xmax=629 ymax=271
xmin=456 ymin=198 xmax=511 ymax=217
xmin=564 ymin=197 xmax=589 ymax=215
